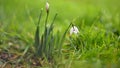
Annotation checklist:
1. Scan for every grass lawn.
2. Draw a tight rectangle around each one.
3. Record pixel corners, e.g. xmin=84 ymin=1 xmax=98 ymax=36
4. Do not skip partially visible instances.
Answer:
xmin=0 ymin=0 xmax=120 ymax=68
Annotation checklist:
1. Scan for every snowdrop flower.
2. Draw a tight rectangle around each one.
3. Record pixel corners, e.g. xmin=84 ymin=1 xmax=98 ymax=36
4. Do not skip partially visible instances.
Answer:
xmin=70 ymin=26 xmax=79 ymax=35
xmin=46 ymin=2 xmax=49 ymax=13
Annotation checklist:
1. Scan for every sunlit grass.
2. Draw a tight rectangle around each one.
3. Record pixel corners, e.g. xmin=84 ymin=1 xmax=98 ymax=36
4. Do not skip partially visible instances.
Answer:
xmin=0 ymin=0 xmax=120 ymax=67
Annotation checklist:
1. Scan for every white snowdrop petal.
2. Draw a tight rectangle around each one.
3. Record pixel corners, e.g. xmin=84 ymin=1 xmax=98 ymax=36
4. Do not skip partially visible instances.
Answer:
xmin=46 ymin=2 xmax=49 ymax=12
xmin=70 ymin=26 xmax=79 ymax=35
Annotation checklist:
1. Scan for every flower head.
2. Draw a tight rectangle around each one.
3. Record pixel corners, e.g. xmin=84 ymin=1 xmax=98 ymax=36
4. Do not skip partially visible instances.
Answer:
xmin=46 ymin=2 xmax=49 ymax=13
xmin=70 ymin=26 xmax=79 ymax=35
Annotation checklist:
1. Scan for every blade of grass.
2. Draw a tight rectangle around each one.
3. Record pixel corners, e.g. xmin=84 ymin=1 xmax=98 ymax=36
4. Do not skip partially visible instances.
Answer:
xmin=34 ymin=9 xmax=43 ymax=56
xmin=48 ymin=13 xmax=58 ymax=34
xmin=58 ymin=22 xmax=72 ymax=56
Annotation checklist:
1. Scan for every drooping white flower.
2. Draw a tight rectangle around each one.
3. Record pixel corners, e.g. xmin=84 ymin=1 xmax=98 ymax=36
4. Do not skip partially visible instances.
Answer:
xmin=46 ymin=2 xmax=49 ymax=13
xmin=70 ymin=26 xmax=79 ymax=35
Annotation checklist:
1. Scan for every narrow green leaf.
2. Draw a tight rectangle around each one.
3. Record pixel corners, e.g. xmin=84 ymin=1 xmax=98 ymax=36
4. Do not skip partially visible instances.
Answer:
xmin=34 ymin=26 xmax=40 ymax=51
xmin=49 ymin=13 xmax=58 ymax=34
xmin=34 ymin=9 xmax=43 ymax=56
xmin=58 ymin=22 xmax=72 ymax=56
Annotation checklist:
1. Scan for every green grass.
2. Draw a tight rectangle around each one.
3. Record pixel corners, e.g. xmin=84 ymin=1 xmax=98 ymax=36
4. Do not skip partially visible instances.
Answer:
xmin=0 ymin=0 xmax=120 ymax=68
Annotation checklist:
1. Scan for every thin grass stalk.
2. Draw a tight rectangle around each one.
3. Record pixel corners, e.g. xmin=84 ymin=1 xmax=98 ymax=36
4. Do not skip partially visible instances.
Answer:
xmin=47 ymin=14 xmax=57 ymax=60
xmin=58 ymin=22 xmax=73 ymax=56
xmin=49 ymin=13 xmax=58 ymax=34
xmin=37 ymin=9 xmax=43 ymax=26
xmin=35 ymin=26 xmax=39 ymax=50
xmin=34 ymin=9 xmax=43 ymax=56
xmin=69 ymin=37 xmax=77 ymax=50
xmin=40 ymin=35 xmax=44 ymax=57
xmin=44 ymin=13 xmax=57 ymax=60
xmin=43 ymin=12 xmax=49 ymax=58
xmin=45 ymin=12 xmax=49 ymax=28
xmin=47 ymin=33 xmax=54 ymax=61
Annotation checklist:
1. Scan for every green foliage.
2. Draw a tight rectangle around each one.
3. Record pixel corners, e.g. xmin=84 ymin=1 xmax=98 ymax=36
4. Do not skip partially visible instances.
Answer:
xmin=0 ymin=0 xmax=120 ymax=67
xmin=34 ymin=9 xmax=72 ymax=62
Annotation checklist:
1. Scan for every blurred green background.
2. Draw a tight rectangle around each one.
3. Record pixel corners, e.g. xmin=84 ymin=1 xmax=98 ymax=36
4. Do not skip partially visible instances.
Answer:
xmin=0 ymin=0 xmax=119 ymax=46
xmin=0 ymin=0 xmax=120 ymax=67
xmin=1 ymin=0 xmax=120 ymax=29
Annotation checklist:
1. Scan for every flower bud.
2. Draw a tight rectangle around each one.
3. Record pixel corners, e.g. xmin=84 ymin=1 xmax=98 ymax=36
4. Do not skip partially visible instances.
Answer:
xmin=46 ymin=2 xmax=49 ymax=13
